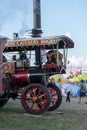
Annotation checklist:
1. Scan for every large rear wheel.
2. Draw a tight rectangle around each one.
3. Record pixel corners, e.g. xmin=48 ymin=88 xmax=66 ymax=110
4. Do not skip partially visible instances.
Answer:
xmin=0 ymin=78 xmax=9 ymax=107
xmin=47 ymin=83 xmax=62 ymax=111
xmin=21 ymin=83 xmax=51 ymax=115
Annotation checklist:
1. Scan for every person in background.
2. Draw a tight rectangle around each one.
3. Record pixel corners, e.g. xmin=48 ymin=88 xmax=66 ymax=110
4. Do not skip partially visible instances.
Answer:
xmin=65 ymin=80 xmax=72 ymax=103
xmin=56 ymin=78 xmax=62 ymax=92
xmin=85 ymin=90 xmax=87 ymax=104
xmin=86 ymin=81 xmax=87 ymax=90
xmin=78 ymin=80 xmax=86 ymax=103
xmin=50 ymin=78 xmax=55 ymax=84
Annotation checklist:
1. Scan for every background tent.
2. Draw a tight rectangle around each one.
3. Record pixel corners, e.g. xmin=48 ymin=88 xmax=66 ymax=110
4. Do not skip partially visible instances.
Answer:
xmin=69 ymin=77 xmax=80 ymax=83
xmin=78 ymin=73 xmax=87 ymax=81
xmin=69 ymin=73 xmax=87 ymax=83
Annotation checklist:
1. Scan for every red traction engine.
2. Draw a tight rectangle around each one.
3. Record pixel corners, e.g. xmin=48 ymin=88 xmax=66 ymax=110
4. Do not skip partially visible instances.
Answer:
xmin=0 ymin=36 xmax=74 ymax=115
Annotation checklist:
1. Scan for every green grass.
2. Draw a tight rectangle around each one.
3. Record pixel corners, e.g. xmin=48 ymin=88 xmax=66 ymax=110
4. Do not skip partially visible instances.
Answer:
xmin=0 ymin=98 xmax=87 ymax=130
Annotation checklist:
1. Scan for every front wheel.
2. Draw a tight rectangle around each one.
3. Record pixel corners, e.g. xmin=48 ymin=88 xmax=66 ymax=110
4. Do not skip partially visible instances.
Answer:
xmin=47 ymin=83 xmax=62 ymax=111
xmin=21 ymin=83 xmax=51 ymax=115
xmin=0 ymin=78 xmax=9 ymax=107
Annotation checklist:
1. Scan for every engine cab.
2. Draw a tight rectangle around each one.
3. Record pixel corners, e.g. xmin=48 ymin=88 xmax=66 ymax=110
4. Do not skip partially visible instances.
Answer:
xmin=4 ymin=36 xmax=74 ymax=70
xmin=1 ymin=36 xmax=74 ymax=90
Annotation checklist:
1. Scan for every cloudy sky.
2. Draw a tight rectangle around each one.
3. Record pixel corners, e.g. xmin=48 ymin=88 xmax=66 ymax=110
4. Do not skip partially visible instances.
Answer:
xmin=0 ymin=0 xmax=87 ymax=69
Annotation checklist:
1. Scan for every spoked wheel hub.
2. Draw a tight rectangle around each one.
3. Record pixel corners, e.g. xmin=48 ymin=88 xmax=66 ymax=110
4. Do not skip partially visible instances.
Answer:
xmin=21 ymin=83 xmax=51 ymax=115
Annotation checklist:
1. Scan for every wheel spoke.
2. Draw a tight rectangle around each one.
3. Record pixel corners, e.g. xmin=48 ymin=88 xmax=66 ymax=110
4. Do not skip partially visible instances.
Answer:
xmin=37 ymin=89 xmax=42 ymax=96
xmin=31 ymin=102 xmax=35 ymax=108
xmin=21 ymin=84 xmax=51 ymax=114
xmin=38 ymin=93 xmax=46 ymax=99
xmin=37 ymin=102 xmax=42 ymax=109
xmin=50 ymin=93 xmax=57 ymax=97
xmin=51 ymin=96 xmax=58 ymax=101
xmin=26 ymin=95 xmax=32 ymax=100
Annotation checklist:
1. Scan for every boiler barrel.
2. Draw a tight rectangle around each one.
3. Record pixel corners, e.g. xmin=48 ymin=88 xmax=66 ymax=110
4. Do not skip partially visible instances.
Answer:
xmin=15 ymin=70 xmax=46 ymax=84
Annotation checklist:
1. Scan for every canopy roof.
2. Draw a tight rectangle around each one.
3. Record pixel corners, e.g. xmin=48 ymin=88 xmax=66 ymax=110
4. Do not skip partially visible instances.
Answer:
xmin=4 ymin=35 xmax=74 ymax=52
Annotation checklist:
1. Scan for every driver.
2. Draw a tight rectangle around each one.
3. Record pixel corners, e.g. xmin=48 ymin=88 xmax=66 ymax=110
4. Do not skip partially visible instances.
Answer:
xmin=19 ymin=51 xmax=28 ymax=61
xmin=17 ymin=51 xmax=29 ymax=68
xmin=46 ymin=50 xmax=63 ymax=65
xmin=46 ymin=50 xmax=56 ymax=64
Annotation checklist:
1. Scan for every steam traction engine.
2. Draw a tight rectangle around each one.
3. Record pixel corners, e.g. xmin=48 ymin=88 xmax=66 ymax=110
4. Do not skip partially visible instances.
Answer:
xmin=0 ymin=0 xmax=74 ymax=115
xmin=0 ymin=35 xmax=74 ymax=115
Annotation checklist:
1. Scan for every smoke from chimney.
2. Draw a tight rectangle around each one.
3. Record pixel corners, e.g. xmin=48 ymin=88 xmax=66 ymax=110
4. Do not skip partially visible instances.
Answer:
xmin=0 ymin=0 xmax=33 ymax=37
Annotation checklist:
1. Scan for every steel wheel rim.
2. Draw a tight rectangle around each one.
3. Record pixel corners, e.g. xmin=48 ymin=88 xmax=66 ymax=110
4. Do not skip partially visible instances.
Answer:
xmin=47 ymin=83 xmax=62 ymax=111
xmin=21 ymin=84 xmax=50 ymax=114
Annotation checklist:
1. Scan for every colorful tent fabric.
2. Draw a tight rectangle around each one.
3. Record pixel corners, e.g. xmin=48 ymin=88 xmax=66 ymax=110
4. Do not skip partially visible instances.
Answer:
xmin=78 ymin=73 xmax=87 ymax=81
xmin=69 ymin=73 xmax=87 ymax=83
xmin=69 ymin=77 xmax=80 ymax=82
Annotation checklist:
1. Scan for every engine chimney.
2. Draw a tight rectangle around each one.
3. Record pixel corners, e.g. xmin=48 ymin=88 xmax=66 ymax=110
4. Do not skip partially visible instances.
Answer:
xmin=32 ymin=0 xmax=42 ymax=37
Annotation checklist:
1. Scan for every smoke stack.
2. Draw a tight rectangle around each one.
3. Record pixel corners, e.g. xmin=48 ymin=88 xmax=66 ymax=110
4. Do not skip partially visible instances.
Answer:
xmin=32 ymin=0 xmax=42 ymax=37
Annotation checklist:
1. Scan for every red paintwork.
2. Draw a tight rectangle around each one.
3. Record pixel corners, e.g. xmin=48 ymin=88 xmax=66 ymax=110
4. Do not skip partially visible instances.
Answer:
xmin=42 ymin=63 xmax=66 ymax=74
xmin=15 ymin=70 xmax=29 ymax=82
xmin=42 ymin=63 xmax=59 ymax=72
xmin=4 ymin=70 xmax=29 ymax=92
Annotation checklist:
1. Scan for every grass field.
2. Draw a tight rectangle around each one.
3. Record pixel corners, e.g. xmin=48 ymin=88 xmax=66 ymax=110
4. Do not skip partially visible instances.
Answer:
xmin=0 ymin=97 xmax=87 ymax=130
